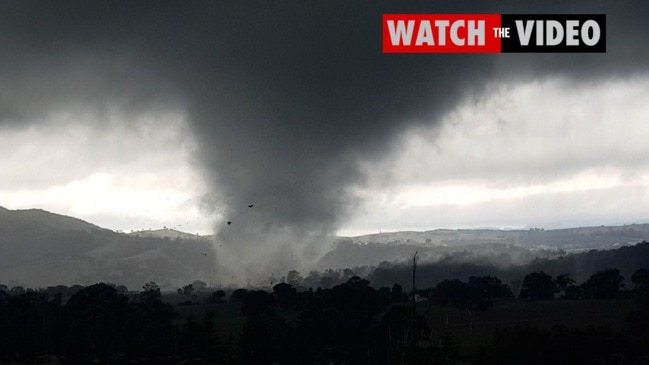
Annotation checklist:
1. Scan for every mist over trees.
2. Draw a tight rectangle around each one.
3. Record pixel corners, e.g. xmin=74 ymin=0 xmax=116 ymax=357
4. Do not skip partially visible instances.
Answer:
xmin=366 ymin=241 xmax=649 ymax=290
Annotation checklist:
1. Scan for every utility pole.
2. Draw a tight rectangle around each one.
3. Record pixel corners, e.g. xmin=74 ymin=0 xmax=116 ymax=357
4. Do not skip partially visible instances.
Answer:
xmin=411 ymin=251 xmax=418 ymax=310
xmin=409 ymin=250 xmax=419 ymax=352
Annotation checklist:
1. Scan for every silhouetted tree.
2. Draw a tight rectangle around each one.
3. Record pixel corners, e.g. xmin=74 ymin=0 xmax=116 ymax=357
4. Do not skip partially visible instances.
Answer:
xmin=129 ymin=281 xmax=176 ymax=357
xmin=0 ymin=291 xmax=54 ymax=362
xmin=272 ymin=282 xmax=297 ymax=308
xmin=68 ymin=284 xmax=85 ymax=296
xmin=231 ymin=288 xmax=248 ymax=302
xmin=391 ymin=283 xmax=406 ymax=303
xmin=582 ymin=268 xmax=624 ymax=299
xmin=241 ymin=290 xmax=275 ymax=317
xmin=63 ymin=283 xmax=131 ymax=361
xmin=10 ymin=286 xmax=25 ymax=296
xmin=554 ymin=273 xmax=577 ymax=299
xmin=236 ymin=288 xmax=288 ymax=364
xmin=627 ymin=268 xmax=649 ymax=337
xmin=182 ymin=283 xmax=195 ymax=296
xmin=141 ymin=281 xmax=162 ymax=302
xmin=293 ymin=277 xmax=388 ymax=363
xmin=206 ymin=289 xmax=226 ymax=304
xmin=555 ymin=273 xmax=575 ymax=290
xmin=632 ymin=268 xmax=649 ymax=295
xmin=319 ymin=268 xmax=341 ymax=288
xmin=433 ymin=279 xmax=484 ymax=310
xmin=468 ymin=275 xmax=513 ymax=299
xmin=519 ymin=272 xmax=556 ymax=300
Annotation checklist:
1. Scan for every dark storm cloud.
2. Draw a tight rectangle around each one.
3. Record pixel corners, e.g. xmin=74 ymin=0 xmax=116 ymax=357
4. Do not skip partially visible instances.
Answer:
xmin=2 ymin=1 xmax=648 ymax=279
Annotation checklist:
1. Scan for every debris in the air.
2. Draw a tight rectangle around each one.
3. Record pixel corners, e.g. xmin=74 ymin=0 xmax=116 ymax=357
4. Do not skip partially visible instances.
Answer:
xmin=248 ymin=204 xmax=254 ymax=208
xmin=227 ymin=221 xmax=232 ymax=225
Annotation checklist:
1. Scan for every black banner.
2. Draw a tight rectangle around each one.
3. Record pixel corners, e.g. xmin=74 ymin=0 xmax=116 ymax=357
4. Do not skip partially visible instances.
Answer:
xmin=501 ymin=14 xmax=606 ymax=53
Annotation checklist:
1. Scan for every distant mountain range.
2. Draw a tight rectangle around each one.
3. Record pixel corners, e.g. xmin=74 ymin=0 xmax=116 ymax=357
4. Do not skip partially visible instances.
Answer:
xmin=1 ymin=206 xmax=648 ymax=290
xmin=342 ymin=225 xmax=649 ymax=250
xmin=128 ymin=228 xmax=210 ymax=241
xmin=320 ymin=224 xmax=649 ymax=270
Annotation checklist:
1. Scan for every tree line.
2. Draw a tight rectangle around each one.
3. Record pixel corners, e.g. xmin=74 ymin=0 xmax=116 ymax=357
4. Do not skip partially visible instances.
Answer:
xmin=1 ymin=266 xmax=648 ymax=364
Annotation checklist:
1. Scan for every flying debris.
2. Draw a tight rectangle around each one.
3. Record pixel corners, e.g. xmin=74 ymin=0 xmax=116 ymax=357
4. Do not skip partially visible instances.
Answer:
xmin=248 ymin=204 xmax=254 ymax=208
xmin=227 ymin=221 xmax=232 ymax=225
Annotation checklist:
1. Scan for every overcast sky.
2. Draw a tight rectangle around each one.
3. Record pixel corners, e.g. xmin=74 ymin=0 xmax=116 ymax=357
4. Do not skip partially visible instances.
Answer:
xmin=342 ymin=76 xmax=649 ymax=235
xmin=1 ymin=1 xmax=648 ymax=278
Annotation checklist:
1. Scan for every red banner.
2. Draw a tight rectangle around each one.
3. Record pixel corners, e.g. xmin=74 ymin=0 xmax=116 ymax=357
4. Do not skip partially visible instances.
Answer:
xmin=383 ymin=14 xmax=502 ymax=53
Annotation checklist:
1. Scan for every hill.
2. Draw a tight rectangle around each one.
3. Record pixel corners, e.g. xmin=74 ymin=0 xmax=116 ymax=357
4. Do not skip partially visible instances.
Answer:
xmin=2 ymin=205 xmax=649 ymax=290
xmin=0 ymin=207 xmax=215 ymax=290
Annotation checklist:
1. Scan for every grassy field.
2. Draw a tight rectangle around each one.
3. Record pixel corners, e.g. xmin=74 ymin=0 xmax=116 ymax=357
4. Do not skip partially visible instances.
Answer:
xmin=165 ymin=292 xmax=246 ymax=339
xmin=422 ymin=298 xmax=636 ymax=360
xmin=164 ymin=292 xmax=637 ymax=362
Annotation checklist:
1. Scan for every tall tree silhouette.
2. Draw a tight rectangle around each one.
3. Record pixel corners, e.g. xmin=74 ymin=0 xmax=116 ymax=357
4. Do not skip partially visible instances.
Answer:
xmin=519 ymin=272 xmax=556 ymax=300
xmin=63 ymin=283 xmax=131 ymax=361
xmin=582 ymin=268 xmax=624 ymax=299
